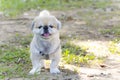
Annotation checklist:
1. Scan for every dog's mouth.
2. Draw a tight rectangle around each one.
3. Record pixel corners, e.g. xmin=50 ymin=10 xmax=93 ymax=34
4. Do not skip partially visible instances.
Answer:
xmin=42 ymin=33 xmax=51 ymax=37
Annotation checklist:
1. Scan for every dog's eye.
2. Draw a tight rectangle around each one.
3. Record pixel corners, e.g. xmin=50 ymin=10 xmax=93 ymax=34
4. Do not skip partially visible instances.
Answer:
xmin=49 ymin=25 xmax=53 ymax=28
xmin=38 ymin=26 xmax=42 ymax=29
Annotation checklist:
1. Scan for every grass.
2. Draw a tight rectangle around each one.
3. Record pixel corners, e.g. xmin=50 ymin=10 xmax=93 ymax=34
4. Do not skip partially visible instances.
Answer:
xmin=77 ymin=8 xmax=113 ymax=27
xmin=100 ymin=25 xmax=120 ymax=36
xmin=108 ymin=40 xmax=120 ymax=55
xmin=0 ymin=34 xmax=100 ymax=79
xmin=0 ymin=44 xmax=30 ymax=79
xmin=0 ymin=34 xmax=32 ymax=79
xmin=0 ymin=0 xmax=112 ymax=17
xmin=62 ymin=42 xmax=96 ymax=66
xmin=101 ymin=26 xmax=120 ymax=55
xmin=0 ymin=0 xmax=60 ymax=16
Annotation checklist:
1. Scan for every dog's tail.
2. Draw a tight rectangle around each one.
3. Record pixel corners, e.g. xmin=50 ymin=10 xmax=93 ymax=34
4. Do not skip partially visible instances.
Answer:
xmin=39 ymin=10 xmax=50 ymax=17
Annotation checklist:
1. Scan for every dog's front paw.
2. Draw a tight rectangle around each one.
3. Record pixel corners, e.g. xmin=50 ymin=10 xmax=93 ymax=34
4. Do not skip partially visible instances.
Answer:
xmin=29 ymin=68 xmax=40 ymax=75
xmin=50 ymin=68 xmax=60 ymax=74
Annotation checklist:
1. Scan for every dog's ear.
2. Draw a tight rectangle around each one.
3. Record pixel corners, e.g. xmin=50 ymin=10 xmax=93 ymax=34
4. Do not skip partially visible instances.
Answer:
xmin=31 ymin=21 xmax=34 ymax=30
xmin=56 ymin=20 xmax=61 ymax=30
xmin=53 ymin=16 xmax=61 ymax=30
xmin=51 ymin=16 xmax=61 ymax=30
xmin=31 ymin=17 xmax=38 ymax=30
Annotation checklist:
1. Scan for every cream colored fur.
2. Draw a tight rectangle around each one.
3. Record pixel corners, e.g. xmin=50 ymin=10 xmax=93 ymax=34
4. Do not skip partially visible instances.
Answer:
xmin=29 ymin=10 xmax=61 ymax=74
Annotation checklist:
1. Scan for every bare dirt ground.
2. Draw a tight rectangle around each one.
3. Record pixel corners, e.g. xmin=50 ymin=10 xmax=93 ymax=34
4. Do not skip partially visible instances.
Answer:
xmin=0 ymin=1 xmax=120 ymax=80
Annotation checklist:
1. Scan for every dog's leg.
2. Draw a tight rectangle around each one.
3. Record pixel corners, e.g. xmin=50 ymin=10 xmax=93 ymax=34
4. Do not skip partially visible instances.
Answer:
xmin=50 ymin=52 xmax=61 ymax=74
xmin=40 ymin=60 xmax=45 ymax=68
xmin=29 ymin=54 xmax=41 ymax=75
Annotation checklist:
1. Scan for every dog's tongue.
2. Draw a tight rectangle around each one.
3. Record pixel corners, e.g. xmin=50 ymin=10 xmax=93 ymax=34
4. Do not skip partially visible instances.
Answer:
xmin=43 ymin=33 xmax=50 ymax=37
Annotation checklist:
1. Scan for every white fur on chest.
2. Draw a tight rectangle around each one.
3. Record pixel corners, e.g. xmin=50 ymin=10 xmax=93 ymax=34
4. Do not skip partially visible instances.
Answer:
xmin=30 ymin=34 xmax=60 ymax=55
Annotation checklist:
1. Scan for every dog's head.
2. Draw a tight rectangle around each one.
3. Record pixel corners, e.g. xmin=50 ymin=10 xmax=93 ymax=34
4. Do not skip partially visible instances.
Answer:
xmin=31 ymin=10 xmax=61 ymax=39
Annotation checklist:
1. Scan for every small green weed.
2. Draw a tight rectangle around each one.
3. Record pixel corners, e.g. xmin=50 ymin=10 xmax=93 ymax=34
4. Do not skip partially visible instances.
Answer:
xmin=62 ymin=42 xmax=96 ymax=66
xmin=108 ymin=41 xmax=120 ymax=54
xmin=100 ymin=25 xmax=120 ymax=36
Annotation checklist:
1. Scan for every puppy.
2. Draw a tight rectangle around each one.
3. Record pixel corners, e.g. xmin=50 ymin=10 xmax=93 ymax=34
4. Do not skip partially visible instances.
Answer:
xmin=29 ymin=10 xmax=61 ymax=74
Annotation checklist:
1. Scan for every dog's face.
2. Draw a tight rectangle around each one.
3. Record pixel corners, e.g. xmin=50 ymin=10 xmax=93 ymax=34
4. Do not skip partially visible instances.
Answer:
xmin=31 ymin=11 xmax=61 ymax=39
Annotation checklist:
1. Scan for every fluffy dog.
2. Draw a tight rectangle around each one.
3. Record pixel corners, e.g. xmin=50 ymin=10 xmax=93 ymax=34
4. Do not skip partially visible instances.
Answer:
xmin=29 ymin=10 xmax=61 ymax=74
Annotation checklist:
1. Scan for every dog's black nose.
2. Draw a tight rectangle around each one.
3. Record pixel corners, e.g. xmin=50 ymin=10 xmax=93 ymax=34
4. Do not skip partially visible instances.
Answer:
xmin=43 ymin=25 xmax=48 ymax=30
xmin=43 ymin=25 xmax=49 ymax=33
